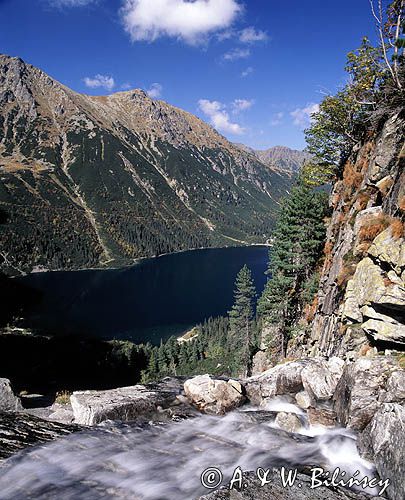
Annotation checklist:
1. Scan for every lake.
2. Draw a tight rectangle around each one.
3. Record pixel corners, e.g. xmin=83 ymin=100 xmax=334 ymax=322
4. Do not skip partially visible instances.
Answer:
xmin=15 ymin=246 xmax=270 ymax=345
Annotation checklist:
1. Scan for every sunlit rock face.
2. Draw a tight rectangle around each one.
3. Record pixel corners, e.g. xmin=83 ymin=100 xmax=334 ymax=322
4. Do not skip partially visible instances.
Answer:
xmin=304 ymin=110 xmax=405 ymax=358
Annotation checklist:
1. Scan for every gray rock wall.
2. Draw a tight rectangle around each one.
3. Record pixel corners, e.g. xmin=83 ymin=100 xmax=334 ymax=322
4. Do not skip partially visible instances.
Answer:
xmin=308 ymin=110 xmax=405 ymax=357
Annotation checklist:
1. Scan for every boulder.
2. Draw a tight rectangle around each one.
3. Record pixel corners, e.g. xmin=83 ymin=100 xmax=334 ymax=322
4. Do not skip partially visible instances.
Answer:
xmin=342 ymin=257 xmax=405 ymax=324
xmin=379 ymin=370 xmax=405 ymax=403
xmin=275 ymin=412 xmax=302 ymax=433
xmin=183 ymin=375 xmax=245 ymax=415
xmin=368 ymin=227 xmax=405 ymax=272
xmin=48 ymin=407 xmax=75 ymax=425
xmin=70 ymin=377 xmax=191 ymax=426
xmin=301 ymin=357 xmax=344 ymax=403
xmin=362 ymin=318 xmax=405 ymax=345
xmin=333 ymin=357 xmax=398 ymax=431
xmin=245 ymin=360 xmax=307 ymax=405
xmin=358 ymin=403 xmax=405 ymax=500
xmin=0 ymin=378 xmax=23 ymax=412
xmin=307 ymin=407 xmax=337 ymax=428
xmin=295 ymin=390 xmax=312 ymax=409
xmin=71 ymin=385 xmax=168 ymax=425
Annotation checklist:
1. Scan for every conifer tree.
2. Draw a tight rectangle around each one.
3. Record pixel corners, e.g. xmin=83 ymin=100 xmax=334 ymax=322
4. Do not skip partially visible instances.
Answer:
xmin=228 ymin=265 xmax=257 ymax=376
xmin=258 ymin=180 xmax=328 ymax=359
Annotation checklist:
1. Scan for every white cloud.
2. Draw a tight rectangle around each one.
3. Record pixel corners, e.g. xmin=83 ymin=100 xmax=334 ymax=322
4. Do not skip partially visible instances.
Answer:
xmin=216 ymin=30 xmax=234 ymax=42
xmin=146 ymin=83 xmax=163 ymax=98
xmin=83 ymin=74 xmax=115 ymax=91
xmin=223 ymin=47 xmax=250 ymax=61
xmin=232 ymin=98 xmax=254 ymax=113
xmin=199 ymin=99 xmax=244 ymax=135
xmin=290 ymin=103 xmax=319 ymax=128
xmin=239 ymin=27 xmax=268 ymax=43
xmin=121 ymin=0 xmax=242 ymax=45
xmin=49 ymin=0 xmax=96 ymax=6
xmin=270 ymin=112 xmax=284 ymax=126
xmin=241 ymin=66 xmax=253 ymax=77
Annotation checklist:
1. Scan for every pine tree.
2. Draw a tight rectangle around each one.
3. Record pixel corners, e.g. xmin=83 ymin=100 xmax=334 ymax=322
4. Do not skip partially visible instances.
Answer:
xmin=228 ymin=265 xmax=257 ymax=376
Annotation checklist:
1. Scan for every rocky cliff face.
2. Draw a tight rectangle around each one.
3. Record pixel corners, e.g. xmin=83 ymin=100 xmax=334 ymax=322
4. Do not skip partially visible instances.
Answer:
xmin=305 ymin=110 xmax=405 ymax=358
xmin=0 ymin=54 xmax=291 ymax=275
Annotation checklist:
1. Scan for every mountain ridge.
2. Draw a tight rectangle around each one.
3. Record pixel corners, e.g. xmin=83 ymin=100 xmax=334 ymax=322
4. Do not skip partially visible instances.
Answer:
xmin=0 ymin=54 xmax=293 ymax=275
xmin=235 ymin=143 xmax=310 ymax=176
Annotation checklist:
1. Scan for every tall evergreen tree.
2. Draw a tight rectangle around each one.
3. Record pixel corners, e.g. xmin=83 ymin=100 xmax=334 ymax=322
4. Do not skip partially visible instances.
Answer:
xmin=258 ymin=180 xmax=328 ymax=359
xmin=228 ymin=265 xmax=257 ymax=376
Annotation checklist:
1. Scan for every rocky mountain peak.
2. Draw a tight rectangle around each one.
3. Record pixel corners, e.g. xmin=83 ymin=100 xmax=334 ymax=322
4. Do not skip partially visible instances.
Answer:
xmin=0 ymin=54 xmax=292 ymax=275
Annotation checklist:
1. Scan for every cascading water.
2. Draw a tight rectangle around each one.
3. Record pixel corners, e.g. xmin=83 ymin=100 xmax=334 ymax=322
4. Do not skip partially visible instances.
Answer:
xmin=0 ymin=399 xmax=383 ymax=500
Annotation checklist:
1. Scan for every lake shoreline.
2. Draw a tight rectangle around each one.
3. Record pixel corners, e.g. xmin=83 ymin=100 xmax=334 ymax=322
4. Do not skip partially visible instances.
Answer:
xmin=21 ymin=242 xmax=272 ymax=277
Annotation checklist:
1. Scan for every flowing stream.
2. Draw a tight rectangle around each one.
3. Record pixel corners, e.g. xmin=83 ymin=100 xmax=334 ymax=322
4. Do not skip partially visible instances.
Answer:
xmin=0 ymin=400 xmax=379 ymax=500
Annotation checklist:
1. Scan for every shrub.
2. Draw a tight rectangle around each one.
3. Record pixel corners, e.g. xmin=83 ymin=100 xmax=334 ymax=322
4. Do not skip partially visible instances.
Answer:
xmin=358 ymin=214 xmax=391 ymax=243
xmin=355 ymin=191 xmax=371 ymax=211
xmin=359 ymin=221 xmax=388 ymax=242
xmin=390 ymin=218 xmax=404 ymax=239
xmin=399 ymin=195 xmax=405 ymax=212
xmin=304 ymin=296 xmax=318 ymax=323
xmin=55 ymin=390 xmax=71 ymax=405
xmin=324 ymin=241 xmax=333 ymax=257
xmin=343 ymin=163 xmax=363 ymax=190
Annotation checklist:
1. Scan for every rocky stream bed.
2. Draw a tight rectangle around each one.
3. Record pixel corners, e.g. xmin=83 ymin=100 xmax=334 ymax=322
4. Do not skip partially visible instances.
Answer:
xmin=0 ymin=356 xmax=404 ymax=499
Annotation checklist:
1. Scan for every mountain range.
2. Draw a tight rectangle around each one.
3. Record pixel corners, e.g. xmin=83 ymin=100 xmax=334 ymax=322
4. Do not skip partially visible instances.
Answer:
xmin=236 ymin=144 xmax=310 ymax=176
xmin=0 ymin=55 xmax=302 ymax=274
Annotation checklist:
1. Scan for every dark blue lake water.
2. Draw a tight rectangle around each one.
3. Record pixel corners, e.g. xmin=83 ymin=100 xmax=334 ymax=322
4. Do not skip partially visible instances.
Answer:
xmin=15 ymin=246 xmax=269 ymax=345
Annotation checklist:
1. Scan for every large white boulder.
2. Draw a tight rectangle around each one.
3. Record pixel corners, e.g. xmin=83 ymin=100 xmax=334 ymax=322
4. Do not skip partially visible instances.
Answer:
xmin=71 ymin=385 xmax=162 ymax=425
xmin=183 ymin=375 xmax=245 ymax=415
xmin=301 ymin=357 xmax=344 ymax=403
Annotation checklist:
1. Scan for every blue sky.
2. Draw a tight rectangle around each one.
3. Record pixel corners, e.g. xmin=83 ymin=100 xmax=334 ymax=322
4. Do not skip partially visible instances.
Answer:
xmin=0 ymin=0 xmax=378 ymax=150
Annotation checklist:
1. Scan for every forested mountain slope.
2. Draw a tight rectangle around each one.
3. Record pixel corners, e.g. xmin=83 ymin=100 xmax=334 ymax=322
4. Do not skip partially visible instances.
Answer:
xmin=0 ymin=55 xmax=291 ymax=275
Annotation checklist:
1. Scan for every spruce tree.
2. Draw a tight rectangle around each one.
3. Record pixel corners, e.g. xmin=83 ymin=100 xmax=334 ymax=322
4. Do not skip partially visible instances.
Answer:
xmin=228 ymin=265 xmax=257 ymax=376
xmin=258 ymin=180 xmax=328 ymax=359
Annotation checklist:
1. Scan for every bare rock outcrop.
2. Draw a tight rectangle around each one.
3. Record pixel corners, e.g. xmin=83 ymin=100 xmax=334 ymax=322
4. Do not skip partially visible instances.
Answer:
xmin=333 ymin=357 xmax=402 ymax=431
xmin=358 ymin=403 xmax=405 ymax=500
xmin=307 ymin=109 xmax=405 ymax=357
xmin=71 ymin=377 xmax=188 ymax=425
xmin=246 ymin=358 xmax=343 ymax=407
xmin=341 ymin=227 xmax=405 ymax=347
xmin=0 ymin=412 xmax=80 ymax=463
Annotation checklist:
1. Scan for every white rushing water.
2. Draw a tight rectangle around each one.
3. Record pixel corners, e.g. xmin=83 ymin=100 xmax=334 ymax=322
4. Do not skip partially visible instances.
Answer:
xmin=0 ymin=402 xmax=379 ymax=500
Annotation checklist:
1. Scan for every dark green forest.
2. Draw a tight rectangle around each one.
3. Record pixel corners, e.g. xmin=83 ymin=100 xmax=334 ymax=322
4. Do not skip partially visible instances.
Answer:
xmin=140 ymin=179 xmax=329 ymax=381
